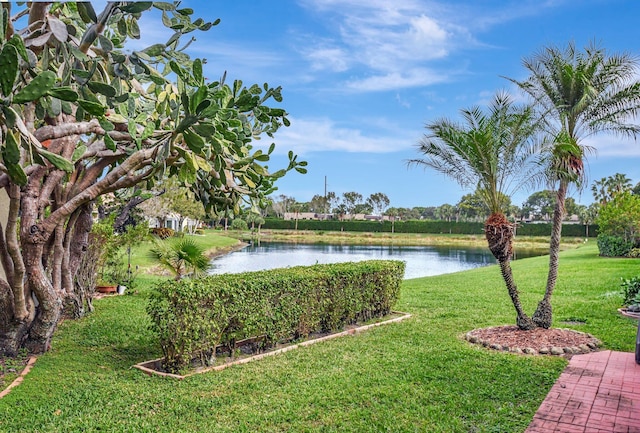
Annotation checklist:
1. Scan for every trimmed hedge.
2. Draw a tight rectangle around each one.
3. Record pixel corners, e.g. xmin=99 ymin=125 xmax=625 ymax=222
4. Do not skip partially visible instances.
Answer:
xmin=147 ymin=260 xmax=405 ymax=372
xmin=262 ymin=218 xmax=598 ymax=237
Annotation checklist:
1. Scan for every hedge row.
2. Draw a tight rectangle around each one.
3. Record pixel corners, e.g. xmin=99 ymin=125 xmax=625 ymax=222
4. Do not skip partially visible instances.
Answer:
xmin=596 ymin=234 xmax=638 ymax=257
xmin=147 ymin=260 xmax=405 ymax=373
xmin=262 ymin=218 xmax=598 ymax=237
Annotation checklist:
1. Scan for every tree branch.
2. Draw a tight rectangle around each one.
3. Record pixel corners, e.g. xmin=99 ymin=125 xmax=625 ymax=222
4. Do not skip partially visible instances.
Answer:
xmin=34 ymin=119 xmax=104 ymax=142
xmin=6 ymin=185 xmax=27 ymax=321
xmin=41 ymin=148 xmax=156 ymax=235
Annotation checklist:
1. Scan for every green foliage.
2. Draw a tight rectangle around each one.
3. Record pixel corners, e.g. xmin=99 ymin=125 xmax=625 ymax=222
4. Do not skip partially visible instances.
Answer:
xmin=621 ymin=276 xmax=640 ymax=306
xmin=596 ymin=234 xmax=635 ymax=257
xmin=2 ymin=244 xmax=640 ymax=431
xmin=230 ymin=218 xmax=248 ymax=231
xmin=596 ymin=191 xmax=640 ymax=241
xmin=148 ymin=237 xmax=209 ymax=280
xmin=0 ymin=2 xmax=305 ymax=354
xmin=147 ymin=260 xmax=405 ymax=372
xmin=92 ymin=217 xmax=124 ymax=285
xmin=409 ymin=92 xmax=541 ymax=215
xmin=262 ymin=218 xmax=597 ymax=237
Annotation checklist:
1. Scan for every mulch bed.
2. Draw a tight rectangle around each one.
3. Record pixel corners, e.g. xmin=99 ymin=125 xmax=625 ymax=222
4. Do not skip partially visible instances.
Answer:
xmin=465 ymin=326 xmax=601 ymax=357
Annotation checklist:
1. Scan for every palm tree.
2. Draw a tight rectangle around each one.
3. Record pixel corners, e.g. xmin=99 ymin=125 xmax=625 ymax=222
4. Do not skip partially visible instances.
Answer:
xmin=149 ymin=237 xmax=210 ymax=280
xmin=508 ymin=42 xmax=640 ymax=328
xmin=592 ymin=173 xmax=632 ymax=204
xmin=409 ymin=92 xmax=541 ymax=330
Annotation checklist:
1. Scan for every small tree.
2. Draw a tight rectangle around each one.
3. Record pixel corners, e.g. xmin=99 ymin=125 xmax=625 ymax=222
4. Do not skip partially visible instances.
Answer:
xmin=595 ymin=191 xmax=640 ymax=256
xmin=343 ymin=191 xmax=363 ymax=218
xmin=366 ymin=192 xmax=390 ymax=216
xmin=409 ymin=92 xmax=541 ymax=329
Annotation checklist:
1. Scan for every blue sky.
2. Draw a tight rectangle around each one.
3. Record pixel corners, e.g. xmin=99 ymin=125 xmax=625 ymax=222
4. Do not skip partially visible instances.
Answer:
xmin=136 ymin=0 xmax=640 ymax=209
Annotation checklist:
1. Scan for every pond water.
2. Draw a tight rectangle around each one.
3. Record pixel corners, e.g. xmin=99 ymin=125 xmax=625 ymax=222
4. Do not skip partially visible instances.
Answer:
xmin=209 ymin=242 xmax=546 ymax=280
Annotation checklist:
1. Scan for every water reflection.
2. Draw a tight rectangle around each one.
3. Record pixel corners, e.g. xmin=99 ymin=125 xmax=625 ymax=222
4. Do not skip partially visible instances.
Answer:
xmin=209 ymin=242 xmax=545 ymax=280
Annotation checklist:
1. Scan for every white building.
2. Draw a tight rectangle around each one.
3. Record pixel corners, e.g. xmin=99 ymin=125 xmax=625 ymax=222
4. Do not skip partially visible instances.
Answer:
xmin=147 ymin=212 xmax=200 ymax=233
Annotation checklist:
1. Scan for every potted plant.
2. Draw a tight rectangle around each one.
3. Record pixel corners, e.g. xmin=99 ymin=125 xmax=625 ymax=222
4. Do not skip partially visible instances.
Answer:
xmin=619 ymin=276 xmax=640 ymax=317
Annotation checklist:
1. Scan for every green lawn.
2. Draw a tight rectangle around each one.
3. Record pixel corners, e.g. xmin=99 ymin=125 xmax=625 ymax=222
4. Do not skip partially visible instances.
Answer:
xmin=0 ymin=242 xmax=637 ymax=432
xmin=128 ymin=230 xmax=242 ymax=269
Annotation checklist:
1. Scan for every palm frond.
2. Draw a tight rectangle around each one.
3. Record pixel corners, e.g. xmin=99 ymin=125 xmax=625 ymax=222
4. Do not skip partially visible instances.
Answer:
xmin=409 ymin=92 xmax=542 ymax=214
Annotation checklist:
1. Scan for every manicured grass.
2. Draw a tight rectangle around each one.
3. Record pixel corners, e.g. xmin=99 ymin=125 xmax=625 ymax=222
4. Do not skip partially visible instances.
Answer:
xmin=128 ymin=230 xmax=242 ymax=270
xmin=1 ymin=243 xmax=638 ymax=432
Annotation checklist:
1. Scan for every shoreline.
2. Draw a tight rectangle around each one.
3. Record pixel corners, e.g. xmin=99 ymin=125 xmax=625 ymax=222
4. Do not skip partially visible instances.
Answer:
xmin=221 ymin=229 xmax=583 ymax=251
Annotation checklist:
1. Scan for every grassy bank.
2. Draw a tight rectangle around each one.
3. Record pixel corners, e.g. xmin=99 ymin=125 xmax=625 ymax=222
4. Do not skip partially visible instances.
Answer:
xmin=227 ymin=228 xmax=584 ymax=251
xmin=127 ymin=230 xmax=243 ymax=270
xmin=1 ymin=242 xmax=637 ymax=432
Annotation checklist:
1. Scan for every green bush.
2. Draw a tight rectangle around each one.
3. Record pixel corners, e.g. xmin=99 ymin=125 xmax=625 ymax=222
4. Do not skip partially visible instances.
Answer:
xmin=147 ymin=260 xmax=405 ymax=372
xmin=621 ymin=276 xmax=640 ymax=306
xmin=230 ymin=218 xmax=249 ymax=230
xmin=597 ymin=234 xmax=635 ymax=257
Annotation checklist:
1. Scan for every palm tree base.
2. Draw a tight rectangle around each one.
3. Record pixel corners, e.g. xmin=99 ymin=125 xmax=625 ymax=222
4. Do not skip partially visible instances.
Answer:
xmin=516 ymin=313 xmax=537 ymax=330
xmin=532 ymin=299 xmax=553 ymax=329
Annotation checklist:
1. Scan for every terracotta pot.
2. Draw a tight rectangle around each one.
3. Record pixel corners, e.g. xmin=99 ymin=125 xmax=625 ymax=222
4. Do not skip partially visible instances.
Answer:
xmin=96 ymin=285 xmax=117 ymax=294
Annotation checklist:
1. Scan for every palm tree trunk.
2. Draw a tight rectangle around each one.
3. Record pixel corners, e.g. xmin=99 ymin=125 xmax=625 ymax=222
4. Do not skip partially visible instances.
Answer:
xmin=532 ymin=180 xmax=567 ymax=328
xmin=485 ymin=213 xmax=535 ymax=330
xmin=498 ymin=259 xmax=536 ymax=330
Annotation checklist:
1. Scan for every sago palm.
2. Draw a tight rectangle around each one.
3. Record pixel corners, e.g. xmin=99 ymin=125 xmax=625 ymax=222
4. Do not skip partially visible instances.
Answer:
xmin=409 ymin=92 xmax=542 ymax=330
xmin=508 ymin=41 xmax=640 ymax=328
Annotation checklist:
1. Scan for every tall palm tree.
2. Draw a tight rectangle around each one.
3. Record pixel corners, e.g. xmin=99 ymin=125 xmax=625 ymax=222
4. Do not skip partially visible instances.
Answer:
xmin=508 ymin=42 xmax=640 ymax=328
xmin=409 ymin=92 xmax=541 ymax=330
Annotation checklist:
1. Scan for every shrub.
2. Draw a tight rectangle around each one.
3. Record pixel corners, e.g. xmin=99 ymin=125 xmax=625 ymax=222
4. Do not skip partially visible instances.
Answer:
xmin=147 ymin=260 xmax=405 ymax=373
xmin=230 ymin=218 xmax=248 ymax=231
xmin=597 ymin=234 xmax=635 ymax=257
xmin=151 ymin=227 xmax=175 ymax=239
xmin=621 ymin=276 xmax=640 ymax=306
xmin=595 ymin=191 xmax=640 ymax=257
xmin=627 ymin=248 xmax=640 ymax=258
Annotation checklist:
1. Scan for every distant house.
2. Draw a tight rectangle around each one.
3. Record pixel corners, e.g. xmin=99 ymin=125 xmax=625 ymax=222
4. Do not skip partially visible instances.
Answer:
xmin=283 ymin=212 xmax=391 ymax=222
xmin=147 ymin=213 xmax=200 ymax=233
xmin=283 ymin=212 xmax=335 ymax=221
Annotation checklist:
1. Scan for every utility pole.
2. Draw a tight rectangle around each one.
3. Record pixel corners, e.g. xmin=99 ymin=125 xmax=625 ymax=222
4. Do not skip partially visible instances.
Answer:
xmin=323 ymin=175 xmax=327 ymax=220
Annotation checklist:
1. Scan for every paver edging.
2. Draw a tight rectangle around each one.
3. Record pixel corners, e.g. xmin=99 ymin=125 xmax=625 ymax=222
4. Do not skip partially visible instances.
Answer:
xmin=0 ymin=356 xmax=37 ymax=399
xmin=134 ymin=311 xmax=412 ymax=379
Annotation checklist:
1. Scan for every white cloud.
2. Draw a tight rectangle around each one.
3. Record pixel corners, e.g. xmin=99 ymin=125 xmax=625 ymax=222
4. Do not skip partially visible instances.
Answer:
xmin=307 ymin=46 xmax=351 ymax=72
xmin=260 ymin=117 xmax=414 ymax=154
xmin=583 ymin=135 xmax=640 ymax=158
xmin=345 ymin=68 xmax=448 ymax=92
xmin=295 ymin=0 xmax=478 ymax=92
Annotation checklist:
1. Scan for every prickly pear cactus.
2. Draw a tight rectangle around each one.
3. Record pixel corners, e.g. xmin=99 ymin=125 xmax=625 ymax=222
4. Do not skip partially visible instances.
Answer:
xmin=13 ymin=70 xmax=57 ymax=104
xmin=0 ymin=43 xmax=18 ymax=97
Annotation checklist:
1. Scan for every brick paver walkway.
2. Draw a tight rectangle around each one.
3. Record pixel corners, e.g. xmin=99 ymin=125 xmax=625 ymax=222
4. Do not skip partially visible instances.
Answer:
xmin=525 ymin=350 xmax=640 ymax=433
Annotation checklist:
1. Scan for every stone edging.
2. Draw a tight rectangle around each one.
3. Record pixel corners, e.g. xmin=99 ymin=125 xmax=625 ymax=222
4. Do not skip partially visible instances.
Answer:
xmin=464 ymin=328 xmax=601 ymax=356
xmin=134 ymin=311 xmax=413 ymax=379
xmin=0 ymin=356 xmax=37 ymax=400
